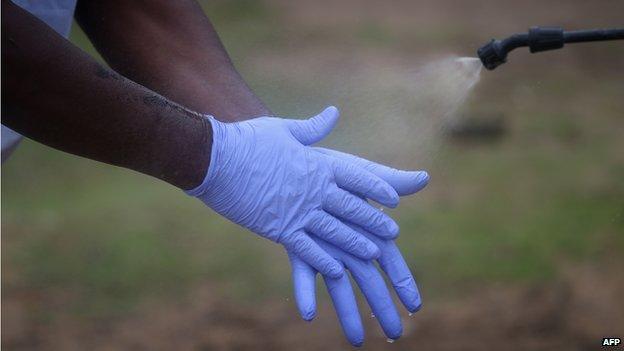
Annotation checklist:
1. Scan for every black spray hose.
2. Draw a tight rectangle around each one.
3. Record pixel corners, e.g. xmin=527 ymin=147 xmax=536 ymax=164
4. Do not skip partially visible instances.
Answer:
xmin=477 ymin=27 xmax=624 ymax=70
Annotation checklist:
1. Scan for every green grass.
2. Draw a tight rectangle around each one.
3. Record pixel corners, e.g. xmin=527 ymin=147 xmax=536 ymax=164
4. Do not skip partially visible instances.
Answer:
xmin=5 ymin=113 xmax=622 ymax=314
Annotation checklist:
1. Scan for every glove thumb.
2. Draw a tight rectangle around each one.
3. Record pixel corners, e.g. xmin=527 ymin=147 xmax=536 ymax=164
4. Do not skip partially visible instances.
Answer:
xmin=288 ymin=106 xmax=339 ymax=145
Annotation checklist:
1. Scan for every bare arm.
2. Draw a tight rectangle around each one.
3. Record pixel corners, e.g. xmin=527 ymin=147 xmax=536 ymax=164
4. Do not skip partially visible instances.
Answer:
xmin=75 ymin=0 xmax=271 ymax=121
xmin=1 ymin=0 xmax=211 ymax=190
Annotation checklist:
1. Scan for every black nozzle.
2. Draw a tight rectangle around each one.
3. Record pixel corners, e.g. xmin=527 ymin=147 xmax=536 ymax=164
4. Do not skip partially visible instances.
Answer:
xmin=477 ymin=26 xmax=624 ymax=70
xmin=477 ymin=39 xmax=507 ymax=70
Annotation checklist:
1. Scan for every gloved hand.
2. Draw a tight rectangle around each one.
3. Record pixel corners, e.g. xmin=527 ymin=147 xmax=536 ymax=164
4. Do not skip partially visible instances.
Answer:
xmin=289 ymin=148 xmax=429 ymax=346
xmin=186 ymin=106 xmax=403 ymax=278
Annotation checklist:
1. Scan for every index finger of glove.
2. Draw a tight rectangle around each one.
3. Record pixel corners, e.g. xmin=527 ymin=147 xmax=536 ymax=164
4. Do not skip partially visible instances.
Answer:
xmin=343 ymin=256 xmax=403 ymax=340
xmin=315 ymin=239 xmax=402 ymax=340
xmin=323 ymin=272 xmax=364 ymax=347
xmin=331 ymin=158 xmax=399 ymax=208
xmin=349 ymin=223 xmax=422 ymax=313
xmin=316 ymin=147 xmax=429 ymax=196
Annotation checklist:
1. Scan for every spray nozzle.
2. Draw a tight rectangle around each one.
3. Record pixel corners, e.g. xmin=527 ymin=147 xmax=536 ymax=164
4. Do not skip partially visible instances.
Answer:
xmin=477 ymin=26 xmax=624 ymax=70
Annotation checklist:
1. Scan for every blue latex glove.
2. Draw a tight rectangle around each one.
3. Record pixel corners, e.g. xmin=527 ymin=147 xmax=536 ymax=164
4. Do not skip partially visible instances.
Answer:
xmin=187 ymin=107 xmax=403 ymax=278
xmin=289 ymin=148 xmax=429 ymax=346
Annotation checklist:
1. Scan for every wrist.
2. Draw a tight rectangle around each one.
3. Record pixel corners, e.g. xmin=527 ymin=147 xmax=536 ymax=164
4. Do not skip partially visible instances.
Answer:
xmin=185 ymin=116 xmax=224 ymax=197
xmin=158 ymin=111 xmax=213 ymax=191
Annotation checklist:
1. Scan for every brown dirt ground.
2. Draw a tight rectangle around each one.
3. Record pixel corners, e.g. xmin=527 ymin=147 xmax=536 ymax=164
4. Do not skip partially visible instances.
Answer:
xmin=4 ymin=262 xmax=623 ymax=351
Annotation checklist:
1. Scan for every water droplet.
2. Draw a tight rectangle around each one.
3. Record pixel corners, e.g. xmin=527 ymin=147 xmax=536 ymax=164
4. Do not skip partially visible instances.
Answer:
xmin=386 ymin=338 xmax=395 ymax=343
xmin=285 ymin=297 xmax=290 ymax=302
xmin=408 ymin=312 xmax=413 ymax=317
xmin=370 ymin=312 xmax=375 ymax=318
xmin=379 ymin=207 xmax=384 ymax=212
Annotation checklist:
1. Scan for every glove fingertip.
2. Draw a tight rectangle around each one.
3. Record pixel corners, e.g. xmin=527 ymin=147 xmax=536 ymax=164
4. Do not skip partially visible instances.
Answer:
xmin=315 ymin=105 xmax=340 ymax=131
xmin=369 ymin=244 xmax=381 ymax=259
xmin=344 ymin=325 xmax=365 ymax=347
xmin=327 ymin=263 xmax=345 ymax=279
xmin=377 ymin=308 xmax=403 ymax=340
xmin=288 ymin=106 xmax=340 ymax=145
xmin=415 ymin=171 xmax=430 ymax=188
xmin=323 ymin=105 xmax=339 ymax=117
xmin=406 ymin=170 xmax=429 ymax=194
xmin=349 ymin=337 xmax=365 ymax=348
xmin=386 ymin=326 xmax=403 ymax=341
xmin=404 ymin=294 xmax=422 ymax=313
xmin=387 ymin=220 xmax=400 ymax=238
xmin=377 ymin=186 xmax=399 ymax=208
xmin=408 ymin=302 xmax=423 ymax=314
xmin=387 ymin=193 xmax=400 ymax=209
xmin=390 ymin=170 xmax=430 ymax=196
xmin=300 ymin=307 xmax=317 ymax=321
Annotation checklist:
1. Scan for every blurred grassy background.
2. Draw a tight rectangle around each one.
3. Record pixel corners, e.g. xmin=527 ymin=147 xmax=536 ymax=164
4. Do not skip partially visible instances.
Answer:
xmin=3 ymin=0 xmax=624 ymax=350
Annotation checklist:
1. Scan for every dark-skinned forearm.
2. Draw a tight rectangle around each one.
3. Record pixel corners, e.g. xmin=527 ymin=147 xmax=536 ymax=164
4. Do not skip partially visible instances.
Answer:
xmin=75 ymin=0 xmax=271 ymax=121
xmin=1 ymin=0 xmax=210 ymax=190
